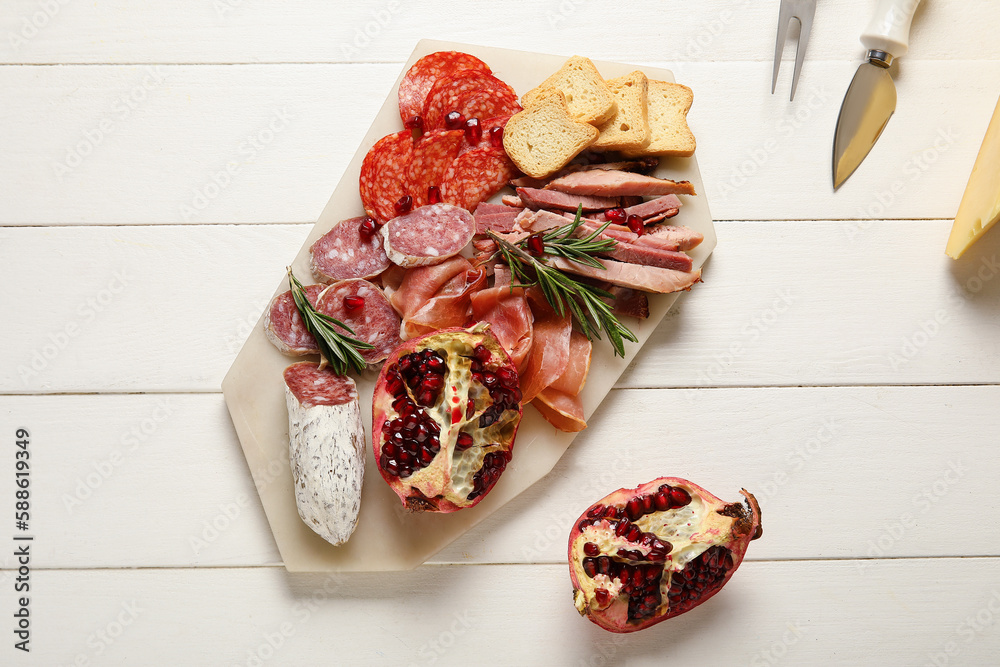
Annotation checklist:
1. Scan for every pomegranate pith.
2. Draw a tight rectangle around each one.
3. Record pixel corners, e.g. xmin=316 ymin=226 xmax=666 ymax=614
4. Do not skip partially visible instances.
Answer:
xmin=568 ymin=477 xmax=762 ymax=633
xmin=372 ymin=323 xmax=522 ymax=512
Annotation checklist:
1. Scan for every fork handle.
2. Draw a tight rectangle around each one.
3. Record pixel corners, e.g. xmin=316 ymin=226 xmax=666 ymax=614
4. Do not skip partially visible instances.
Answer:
xmin=861 ymin=0 xmax=922 ymax=59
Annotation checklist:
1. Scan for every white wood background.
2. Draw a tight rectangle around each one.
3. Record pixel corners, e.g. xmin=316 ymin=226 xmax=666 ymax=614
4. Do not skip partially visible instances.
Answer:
xmin=2 ymin=1 xmax=1000 ymax=664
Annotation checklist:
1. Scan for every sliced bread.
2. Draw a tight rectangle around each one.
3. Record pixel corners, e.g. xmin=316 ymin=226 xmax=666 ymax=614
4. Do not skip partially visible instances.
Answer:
xmin=624 ymin=79 xmax=695 ymax=157
xmin=502 ymin=91 xmax=599 ymax=179
xmin=521 ymin=56 xmax=617 ymax=126
xmin=592 ymin=71 xmax=650 ymax=152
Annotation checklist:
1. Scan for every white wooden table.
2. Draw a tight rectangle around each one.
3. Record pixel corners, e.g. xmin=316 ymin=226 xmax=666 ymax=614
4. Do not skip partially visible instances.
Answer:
xmin=2 ymin=2 xmax=999 ymax=664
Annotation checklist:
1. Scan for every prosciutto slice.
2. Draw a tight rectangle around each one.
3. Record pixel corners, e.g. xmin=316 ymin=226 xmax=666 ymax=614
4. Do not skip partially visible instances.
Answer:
xmin=469 ymin=269 xmax=534 ymax=371
xmin=389 ymin=256 xmax=487 ymax=339
xmin=532 ymin=387 xmax=587 ymax=433
xmin=518 ymin=288 xmax=572 ymax=404
xmin=548 ymin=331 xmax=592 ymax=396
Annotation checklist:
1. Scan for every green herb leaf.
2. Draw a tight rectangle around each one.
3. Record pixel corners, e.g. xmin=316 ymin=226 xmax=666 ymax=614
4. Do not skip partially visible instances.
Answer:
xmin=287 ymin=269 xmax=374 ymax=375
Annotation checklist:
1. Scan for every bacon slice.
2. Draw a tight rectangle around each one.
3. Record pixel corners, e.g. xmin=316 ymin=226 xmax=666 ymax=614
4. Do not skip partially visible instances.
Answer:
xmin=545 ymin=170 xmax=696 ymax=197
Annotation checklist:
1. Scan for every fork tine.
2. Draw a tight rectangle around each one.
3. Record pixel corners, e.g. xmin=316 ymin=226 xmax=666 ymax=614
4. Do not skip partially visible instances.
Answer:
xmin=771 ymin=1 xmax=794 ymax=94
xmin=789 ymin=2 xmax=815 ymax=100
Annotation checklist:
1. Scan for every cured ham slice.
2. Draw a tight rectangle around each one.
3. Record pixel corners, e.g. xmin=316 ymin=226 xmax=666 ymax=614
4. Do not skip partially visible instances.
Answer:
xmin=389 ymin=256 xmax=487 ymax=339
xmin=533 ymin=387 xmax=587 ymax=433
xmin=544 ymin=170 xmax=697 ymax=197
xmin=552 ymin=257 xmax=701 ymax=294
xmin=516 ymin=187 xmax=619 ymax=212
xmin=469 ymin=271 xmax=534 ymax=371
xmin=518 ymin=289 xmax=572 ymax=404
xmin=646 ymin=224 xmax=704 ymax=251
xmin=548 ymin=331 xmax=592 ymax=396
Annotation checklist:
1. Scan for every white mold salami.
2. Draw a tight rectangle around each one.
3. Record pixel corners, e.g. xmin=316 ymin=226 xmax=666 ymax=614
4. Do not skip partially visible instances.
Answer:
xmin=380 ymin=203 xmax=476 ymax=268
xmin=314 ymin=279 xmax=403 ymax=364
xmin=283 ymin=362 xmax=365 ymax=547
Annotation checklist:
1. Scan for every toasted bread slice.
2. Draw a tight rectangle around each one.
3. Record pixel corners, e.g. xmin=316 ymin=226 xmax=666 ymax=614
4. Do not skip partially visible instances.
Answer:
xmin=503 ymin=91 xmax=599 ymax=179
xmin=521 ymin=56 xmax=617 ymax=126
xmin=625 ymin=79 xmax=695 ymax=157
xmin=592 ymin=71 xmax=650 ymax=152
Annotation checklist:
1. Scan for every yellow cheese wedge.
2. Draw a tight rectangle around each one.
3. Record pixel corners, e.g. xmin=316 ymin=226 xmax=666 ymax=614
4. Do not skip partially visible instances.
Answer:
xmin=947 ymin=95 xmax=1000 ymax=259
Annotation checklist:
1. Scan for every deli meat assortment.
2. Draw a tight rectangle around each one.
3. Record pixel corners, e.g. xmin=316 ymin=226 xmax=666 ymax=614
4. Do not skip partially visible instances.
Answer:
xmin=223 ymin=44 xmax=717 ymax=577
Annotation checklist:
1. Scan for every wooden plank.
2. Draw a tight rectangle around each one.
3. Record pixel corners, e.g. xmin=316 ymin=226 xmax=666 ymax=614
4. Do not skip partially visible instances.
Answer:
xmin=14 ymin=559 xmax=1000 ymax=665
xmin=3 ymin=221 xmax=999 ymax=394
xmin=1 ymin=386 xmax=996 ymax=569
xmin=0 ymin=0 xmax=989 ymax=64
xmin=1 ymin=61 xmax=998 ymax=224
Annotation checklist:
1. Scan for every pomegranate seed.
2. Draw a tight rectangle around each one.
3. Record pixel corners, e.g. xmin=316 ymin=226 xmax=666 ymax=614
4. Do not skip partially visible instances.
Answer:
xmin=669 ymin=487 xmax=692 ymax=508
xmin=419 ymin=448 xmax=434 ymax=464
xmin=639 ymin=533 xmax=655 ymax=547
xmin=497 ymin=366 xmax=517 ymax=386
xmin=526 ymin=233 xmax=545 ymax=256
xmin=626 ymin=499 xmax=643 ymax=521
xmin=615 ymin=519 xmax=631 ymax=537
xmin=597 ymin=556 xmax=611 ymax=575
xmin=456 ymin=432 xmax=474 ymax=451
xmin=481 ymin=372 xmax=498 ymax=387
xmin=403 ymin=115 xmax=424 ymax=132
xmin=578 ymin=519 xmax=593 ymax=532
xmin=653 ymin=491 xmax=670 ymax=511
xmin=399 ymin=451 xmax=413 ymax=465
xmin=343 ymin=295 xmax=365 ymax=311
xmin=594 ymin=588 xmax=610 ymax=606
xmin=583 ymin=559 xmax=597 ymax=578
xmin=444 ymin=111 xmax=466 ymax=129
xmin=464 ymin=117 xmax=482 ymax=144
xmin=626 ymin=214 xmax=645 ymax=236
xmin=489 ymin=126 xmax=504 ymax=149
xmin=473 ymin=345 xmax=491 ymax=364
xmin=626 ymin=525 xmax=643 ymax=542
xmin=466 ymin=398 xmax=476 ymax=419
xmin=587 ymin=504 xmax=605 ymax=519
xmin=583 ymin=542 xmax=600 ymax=557
xmin=417 ymin=390 xmax=434 ymax=406
xmin=358 ymin=216 xmax=379 ymax=238
xmin=427 ymin=185 xmax=442 ymax=205
xmin=605 ymin=207 xmax=626 ymax=224
xmin=394 ymin=195 xmax=413 ymax=217
xmin=422 ymin=375 xmax=444 ymax=391
xmin=382 ymin=442 xmax=399 ymax=458
xmin=641 ymin=494 xmax=654 ymax=514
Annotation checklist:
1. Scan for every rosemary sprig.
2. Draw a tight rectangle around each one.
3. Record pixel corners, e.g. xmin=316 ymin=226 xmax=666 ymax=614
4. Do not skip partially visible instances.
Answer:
xmin=487 ymin=207 xmax=638 ymax=357
xmin=287 ymin=269 xmax=374 ymax=375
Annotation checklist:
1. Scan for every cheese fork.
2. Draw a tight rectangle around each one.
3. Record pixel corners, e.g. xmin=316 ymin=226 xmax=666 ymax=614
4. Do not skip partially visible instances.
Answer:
xmin=772 ymin=0 xmax=816 ymax=101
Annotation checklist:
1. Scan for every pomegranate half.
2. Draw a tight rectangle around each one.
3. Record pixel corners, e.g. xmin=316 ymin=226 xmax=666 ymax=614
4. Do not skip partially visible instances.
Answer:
xmin=568 ymin=477 xmax=762 ymax=632
xmin=372 ymin=323 xmax=522 ymax=512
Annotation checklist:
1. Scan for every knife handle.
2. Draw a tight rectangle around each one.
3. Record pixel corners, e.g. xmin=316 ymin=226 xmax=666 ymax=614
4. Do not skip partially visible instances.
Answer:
xmin=861 ymin=0 xmax=922 ymax=59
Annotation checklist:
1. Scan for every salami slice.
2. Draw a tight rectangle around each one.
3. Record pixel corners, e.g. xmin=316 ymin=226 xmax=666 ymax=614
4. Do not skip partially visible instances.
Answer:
xmin=398 ymin=51 xmax=491 ymax=124
xmin=310 ymin=216 xmax=392 ymax=283
xmin=283 ymin=362 xmax=364 ymax=546
xmin=441 ymin=147 xmax=518 ymax=212
xmin=264 ymin=284 xmax=325 ymax=356
xmin=405 ymin=129 xmax=465 ymax=207
xmin=454 ymin=92 xmax=521 ymax=131
xmin=314 ymin=279 xmax=403 ymax=364
xmin=359 ymin=130 xmax=414 ymax=223
xmin=423 ymin=70 xmax=519 ymax=130
xmin=380 ymin=203 xmax=475 ymax=268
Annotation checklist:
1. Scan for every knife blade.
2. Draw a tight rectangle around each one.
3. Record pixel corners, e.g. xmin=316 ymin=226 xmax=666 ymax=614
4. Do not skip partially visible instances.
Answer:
xmin=832 ymin=0 xmax=922 ymax=190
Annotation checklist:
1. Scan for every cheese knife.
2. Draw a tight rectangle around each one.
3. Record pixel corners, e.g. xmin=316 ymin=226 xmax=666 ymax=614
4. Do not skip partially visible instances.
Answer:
xmin=832 ymin=0 xmax=922 ymax=190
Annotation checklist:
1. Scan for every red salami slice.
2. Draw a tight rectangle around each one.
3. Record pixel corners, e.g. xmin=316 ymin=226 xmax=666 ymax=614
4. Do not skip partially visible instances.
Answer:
xmin=264 ymin=284 xmax=325 ymax=356
xmin=441 ymin=147 xmax=519 ymax=212
xmin=405 ymin=129 xmax=464 ymax=207
xmin=283 ymin=361 xmax=358 ymax=408
xmin=315 ymin=279 xmax=403 ymax=364
xmin=455 ymin=92 xmax=521 ymax=131
xmin=459 ymin=114 xmax=513 ymax=155
xmin=423 ymin=71 xmax=519 ymax=130
xmin=398 ymin=51 xmax=491 ymax=125
xmin=380 ymin=203 xmax=476 ymax=268
xmin=310 ymin=216 xmax=392 ymax=282
xmin=359 ymin=130 xmax=414 ymax=223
